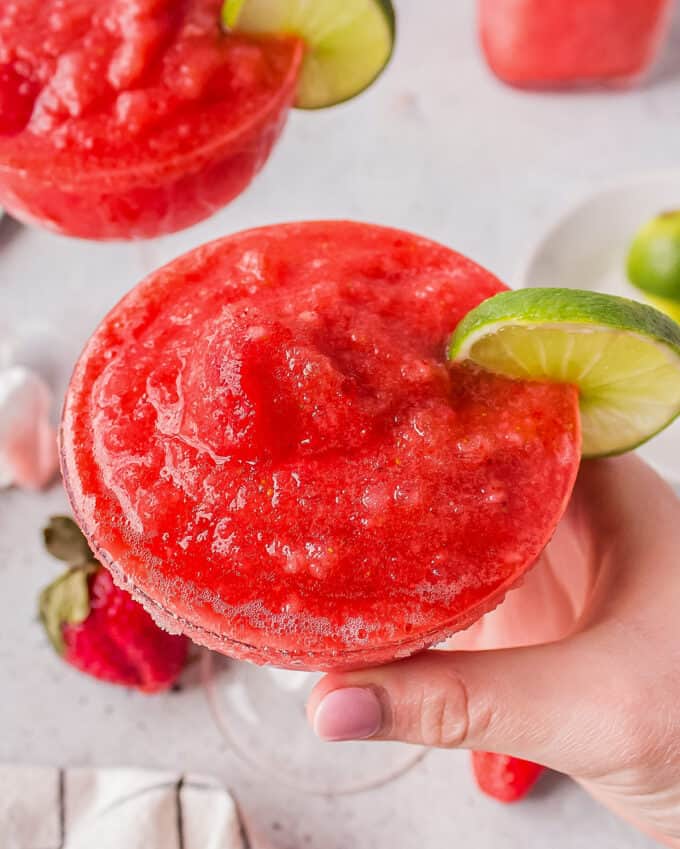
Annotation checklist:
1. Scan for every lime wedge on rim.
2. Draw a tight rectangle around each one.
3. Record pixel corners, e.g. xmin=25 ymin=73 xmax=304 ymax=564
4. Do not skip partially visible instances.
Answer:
xmin=448 ymin=289 xmax=680 ymax=458
xmin=222 ymin=0 xmax=395 ymax=109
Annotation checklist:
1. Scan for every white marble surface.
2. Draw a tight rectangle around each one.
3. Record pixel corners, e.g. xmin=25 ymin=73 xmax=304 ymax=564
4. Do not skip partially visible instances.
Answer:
xmin=2 ymin=1 xmax=680 ymax=846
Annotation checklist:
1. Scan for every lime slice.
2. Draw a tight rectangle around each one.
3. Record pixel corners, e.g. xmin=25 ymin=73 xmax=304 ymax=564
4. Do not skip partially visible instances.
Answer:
xmin=222 ymin=0 xmax=395 ymax=109
xmin=448 ymin=289 xmax=680 ymax=457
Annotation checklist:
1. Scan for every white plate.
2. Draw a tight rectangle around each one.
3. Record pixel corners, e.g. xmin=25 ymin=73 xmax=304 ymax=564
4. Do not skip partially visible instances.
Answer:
xmin=517 ymin=171 xmax=680 ymax=485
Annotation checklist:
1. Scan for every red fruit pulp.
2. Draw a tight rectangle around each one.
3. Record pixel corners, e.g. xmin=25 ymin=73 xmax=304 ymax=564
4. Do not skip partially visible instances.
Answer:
xmin=479 ymin=0 xmax=671 ymax=88
xmin=63 ymin=568 xmax=188 ymax=693
xmin=61 ymin=222 xmax=580 ymax=670
xmin=0 ymin=0 xmax=302 ymax=239
xmin=472 ymin=752 xmax=545 ymax=803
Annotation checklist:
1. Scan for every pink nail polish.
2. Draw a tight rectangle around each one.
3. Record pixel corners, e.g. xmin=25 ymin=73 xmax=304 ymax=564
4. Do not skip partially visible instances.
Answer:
xmin=313 ymin=687 xmax=383 ymax=742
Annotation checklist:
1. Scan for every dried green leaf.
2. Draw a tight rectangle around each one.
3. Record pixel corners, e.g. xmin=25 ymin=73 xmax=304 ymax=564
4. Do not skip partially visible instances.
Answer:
xmin=39 ymin=567 xmax=95 ymax=655
xmin=43 ymin=516 xmax=93 ymax=567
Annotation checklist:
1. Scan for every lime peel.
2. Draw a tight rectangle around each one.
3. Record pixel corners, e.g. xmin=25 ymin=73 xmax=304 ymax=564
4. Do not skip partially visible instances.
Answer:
xmin=222 ymin=0 xmax=247 ymax=28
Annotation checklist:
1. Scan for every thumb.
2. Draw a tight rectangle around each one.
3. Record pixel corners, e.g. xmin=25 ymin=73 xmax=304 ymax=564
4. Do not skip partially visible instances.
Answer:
xmin=307 ymin=635 xmax=621 ymax=776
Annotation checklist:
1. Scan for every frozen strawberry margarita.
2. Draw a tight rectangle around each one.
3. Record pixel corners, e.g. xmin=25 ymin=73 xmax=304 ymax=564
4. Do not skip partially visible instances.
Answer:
xmin=61 ymin=222 xmax=580 ymax=670
xmin=0 ymin=0 xmax=301 ymax=239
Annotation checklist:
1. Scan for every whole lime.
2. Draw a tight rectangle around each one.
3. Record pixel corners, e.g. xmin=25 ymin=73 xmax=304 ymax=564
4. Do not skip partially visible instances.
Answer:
xmin=627 ymin=211 xmax=680 ymax=303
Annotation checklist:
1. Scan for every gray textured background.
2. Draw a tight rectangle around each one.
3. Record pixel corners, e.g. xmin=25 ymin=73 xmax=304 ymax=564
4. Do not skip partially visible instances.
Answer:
xmin=2 ymin=1 xmax=680 ymax=846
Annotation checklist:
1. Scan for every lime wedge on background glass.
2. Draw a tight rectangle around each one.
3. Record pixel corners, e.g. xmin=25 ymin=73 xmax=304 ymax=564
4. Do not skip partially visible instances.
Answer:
xmin=222 ymin=0 xmax=395 ymax=108
xmin=448 ymin=289 xmax=680 ymax=458
xmin=627 ymin=210 xmax=680 ymax=322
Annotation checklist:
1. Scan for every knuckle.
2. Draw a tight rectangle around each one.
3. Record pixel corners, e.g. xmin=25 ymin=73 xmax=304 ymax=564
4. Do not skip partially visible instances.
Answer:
xmin=604 ymin=675 xmax=671 ymax=768
xmin=614 ymin=698 xmax=669 ymax=766
xmin=415 ymin=669 xmax=476 ymax=749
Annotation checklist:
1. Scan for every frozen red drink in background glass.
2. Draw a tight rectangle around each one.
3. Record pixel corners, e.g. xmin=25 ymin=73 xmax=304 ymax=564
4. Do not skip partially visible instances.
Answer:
xmin=0 ymin=0 xmax=302 ymax=239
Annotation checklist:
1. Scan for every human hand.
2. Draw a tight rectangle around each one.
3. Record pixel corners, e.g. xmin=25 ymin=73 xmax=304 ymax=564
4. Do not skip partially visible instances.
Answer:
xmin=307 ymin=455 xmax=680 ymax=847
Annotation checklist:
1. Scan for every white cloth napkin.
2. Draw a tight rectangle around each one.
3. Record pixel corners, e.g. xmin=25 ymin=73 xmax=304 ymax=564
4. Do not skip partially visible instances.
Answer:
xmin=0 ymin=766 xmax=248 ymax=849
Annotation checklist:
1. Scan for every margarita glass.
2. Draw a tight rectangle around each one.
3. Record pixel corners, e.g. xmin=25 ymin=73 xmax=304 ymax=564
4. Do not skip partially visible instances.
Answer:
xmin=60 ymin=221 xmax=581 ymax=788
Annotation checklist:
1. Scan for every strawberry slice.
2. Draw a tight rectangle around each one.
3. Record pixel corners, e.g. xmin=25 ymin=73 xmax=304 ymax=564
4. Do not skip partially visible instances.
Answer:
xmin=40 ymin=516 xmax=188 ymax=693
xmin=471 ymin=751 xmax=545 ymax=803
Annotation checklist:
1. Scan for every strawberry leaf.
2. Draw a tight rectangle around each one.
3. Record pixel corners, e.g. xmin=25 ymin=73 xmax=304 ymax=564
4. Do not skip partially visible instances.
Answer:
xmin=43 ymin=516 xmax=94 ymax=567
xmin=39 ymin=567 xmax=95 ymax=655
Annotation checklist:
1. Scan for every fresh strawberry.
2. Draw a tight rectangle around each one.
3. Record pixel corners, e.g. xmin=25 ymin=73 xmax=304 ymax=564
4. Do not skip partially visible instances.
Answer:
xmin=471 ymin=751 xmax=545 ymax=803
xmin=39 ymin=516 xmax=188 ymax=693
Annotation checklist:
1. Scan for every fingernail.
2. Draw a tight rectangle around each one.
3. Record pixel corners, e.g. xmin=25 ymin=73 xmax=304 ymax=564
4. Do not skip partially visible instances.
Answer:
xmin=313 ymin=687 xmax=383 ymax=742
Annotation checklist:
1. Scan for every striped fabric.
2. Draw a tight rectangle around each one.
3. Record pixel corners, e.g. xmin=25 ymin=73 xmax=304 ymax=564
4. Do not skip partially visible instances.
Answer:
xmin=0 ymin=766 xmax=248 ymax=849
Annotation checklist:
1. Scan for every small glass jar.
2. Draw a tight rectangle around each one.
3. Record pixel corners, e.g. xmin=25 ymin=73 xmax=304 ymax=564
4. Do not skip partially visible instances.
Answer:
xmin=479 ymin=0 xmax=673 ymax=89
